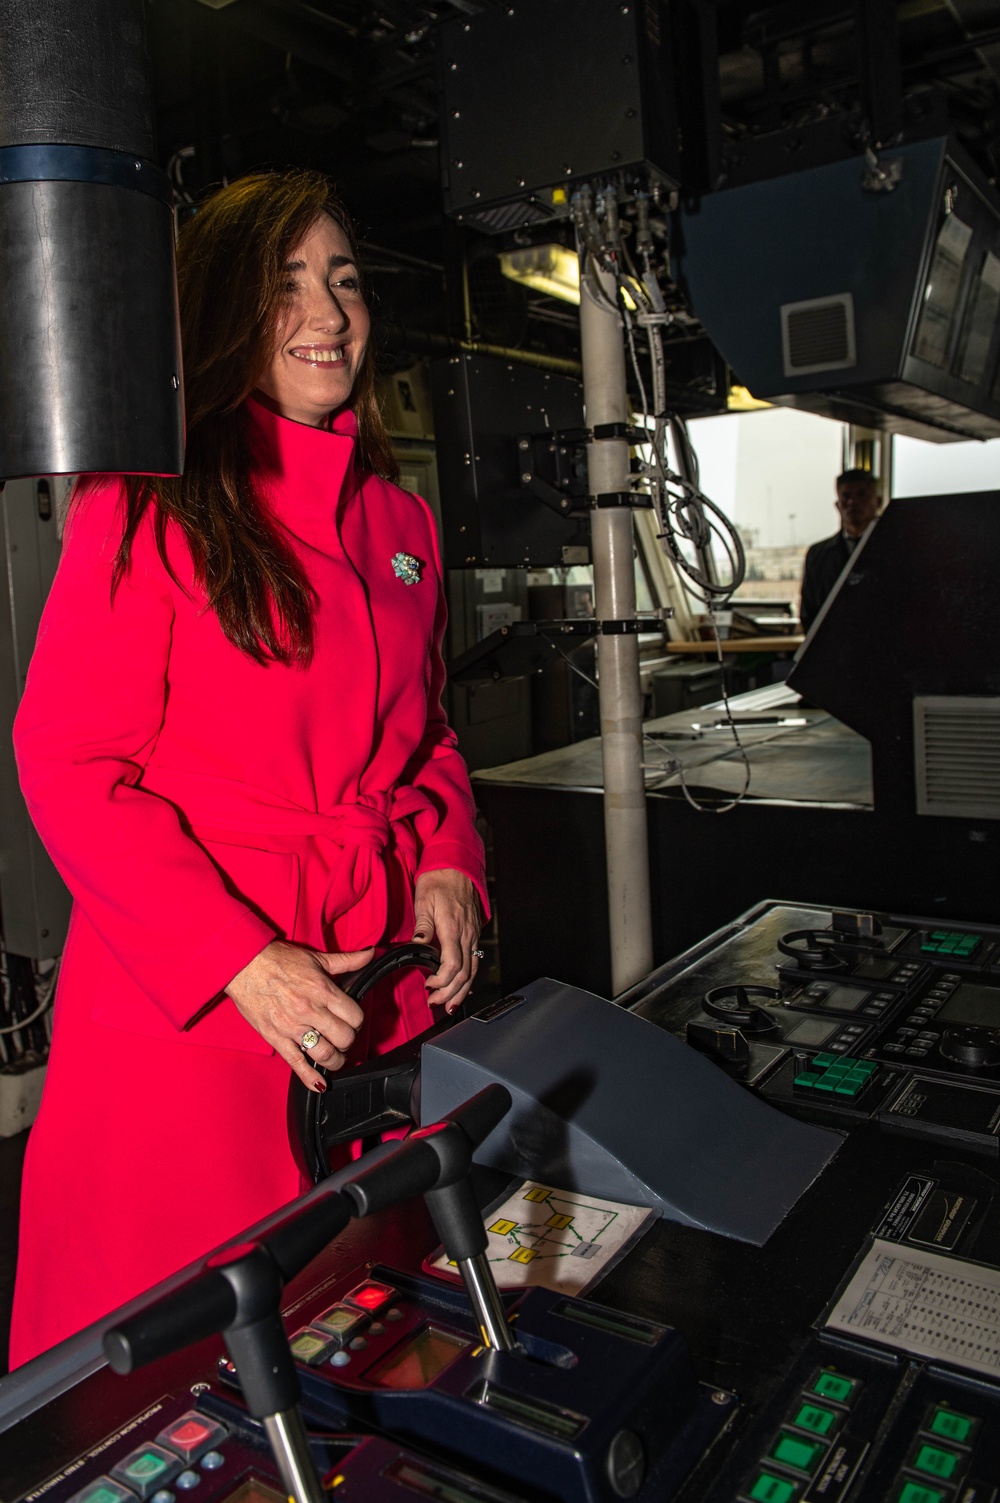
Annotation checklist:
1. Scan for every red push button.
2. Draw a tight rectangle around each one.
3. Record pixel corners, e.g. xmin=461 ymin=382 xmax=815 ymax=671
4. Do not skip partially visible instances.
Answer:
xmin=343 ymin=1280 xmax=397 ymax=1315
xmin=156 ymin=1411 xmax=228 ymax=1463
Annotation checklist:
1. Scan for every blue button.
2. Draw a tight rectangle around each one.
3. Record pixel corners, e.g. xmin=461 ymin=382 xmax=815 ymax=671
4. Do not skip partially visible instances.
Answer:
xmin=330 ymin=1350 xmax=351 ymax=1367
xmin=201 ymin=1453 xmax=224 ymax=1472
xmin=151 ymin=1493 xmax=175 ymax=1503
xmin=175 ymin=1473 xmax=200 ymax=1492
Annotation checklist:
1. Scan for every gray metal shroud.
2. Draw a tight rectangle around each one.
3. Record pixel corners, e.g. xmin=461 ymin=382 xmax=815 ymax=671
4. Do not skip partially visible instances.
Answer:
xmin=419 ymin=980 xmax=840 ymax=1246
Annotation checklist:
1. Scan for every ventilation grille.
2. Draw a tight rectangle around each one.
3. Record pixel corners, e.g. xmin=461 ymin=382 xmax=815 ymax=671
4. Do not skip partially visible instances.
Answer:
xmin=466 ymin=198 xmax=556 ymax=234
xmin=780 ymin=293 xmax=857 ymax=377
xmin=914 ymin=696 xmax=1000 ymax=820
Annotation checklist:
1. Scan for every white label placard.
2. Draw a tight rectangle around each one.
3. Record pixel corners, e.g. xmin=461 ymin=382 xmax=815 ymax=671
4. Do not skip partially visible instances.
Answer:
xmin=426 ymin=1181 xmax=656 ymax=1296
xmin=825 ymin=1237 xmax=1000 ymax=1379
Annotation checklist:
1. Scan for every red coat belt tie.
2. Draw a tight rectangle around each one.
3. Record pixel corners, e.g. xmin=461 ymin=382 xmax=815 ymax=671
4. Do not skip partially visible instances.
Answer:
xmin=140 ymin=769 xmax=434 ymax=950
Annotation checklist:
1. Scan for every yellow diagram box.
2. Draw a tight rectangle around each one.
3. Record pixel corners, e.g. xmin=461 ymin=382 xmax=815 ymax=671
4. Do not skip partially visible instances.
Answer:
xmin=489 ymin=1218 xmax=518 ymax=1237
xmin=509 ymin=1247 xmax=538 ymax=1264
xmin=546 ymin=1213 xmax=573 ymax=1230
xmin=523 ymin=1187 xmax=551 ymax=1204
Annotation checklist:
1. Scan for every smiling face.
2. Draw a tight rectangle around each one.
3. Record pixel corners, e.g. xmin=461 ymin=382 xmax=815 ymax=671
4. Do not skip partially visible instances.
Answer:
xmin=255 ymin=213 xmax=370 ymax=427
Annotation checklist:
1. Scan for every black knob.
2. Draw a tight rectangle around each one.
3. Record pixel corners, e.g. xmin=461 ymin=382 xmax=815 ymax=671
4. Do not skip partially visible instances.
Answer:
xmin=939 ymin=1028 xmax=1000 ymax=1070
xmin=703 ymin=985 xmax=781 ymax=1031
xmin=777 ymin=930 xmax=847 ymax=972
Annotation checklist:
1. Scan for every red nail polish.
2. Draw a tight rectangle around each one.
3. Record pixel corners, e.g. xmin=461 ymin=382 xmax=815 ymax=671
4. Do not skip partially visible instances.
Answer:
xmin=313 ymin=1079 xmax=327 ymax=1093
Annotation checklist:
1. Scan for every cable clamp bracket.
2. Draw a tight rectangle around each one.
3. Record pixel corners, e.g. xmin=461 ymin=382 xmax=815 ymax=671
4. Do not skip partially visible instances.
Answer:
xmin=591 ymin=491 xmax=653 ymax=509
xmin=598 ymin=619 xmax=643 ymax=635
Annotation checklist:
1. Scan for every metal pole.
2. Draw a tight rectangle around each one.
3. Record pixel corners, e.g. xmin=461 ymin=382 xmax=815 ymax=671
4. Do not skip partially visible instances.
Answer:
xmin=456 ymin=1252 xmax=516 ymax=1351
xmin=579 ymin=265 xmax=654 ymax=994
xmin=262 ymin=1408 xmax=328 ymax=1503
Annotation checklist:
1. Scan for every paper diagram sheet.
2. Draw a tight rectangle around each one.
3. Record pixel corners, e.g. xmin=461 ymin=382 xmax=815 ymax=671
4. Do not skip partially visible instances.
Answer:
xmin=426 ymin=1181 xmax=656 ymax=1296
xmin=825 ymin=1237 xmax=1000 ymax=1380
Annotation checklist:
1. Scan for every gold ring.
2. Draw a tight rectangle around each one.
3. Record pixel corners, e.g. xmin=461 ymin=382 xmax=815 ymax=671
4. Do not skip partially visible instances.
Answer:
xmin=300 ymin=1029 xmax=321 ymax=1051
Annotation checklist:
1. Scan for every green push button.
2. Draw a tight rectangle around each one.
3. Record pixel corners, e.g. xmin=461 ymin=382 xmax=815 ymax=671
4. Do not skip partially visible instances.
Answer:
xmin=895 ymin=1483 xmax=946 ymax=1503
xmin=913 ymin=1444 xmax=960 ymax=1480
xmin=794 ymin=1073 xmax=822 ymax=1089
xmin=810 ymin=1370 xmax=856 ymax=1404
xmin=928 ymin=1407 xmax=975 ymax=1444
xmin=792 ymin=1403 xmax=837 ymax=1436
xmin=813 ymin=1077 xmax=837 ymax=1092
xmin=834 ymin=1078 xmax=861 ymax=1096
xmin=124 ymin=1455 xmax=169 ymax=1482
xmin=812 ymin=1053 xmax=836 ymax=1068
xmin=768 ymin=1433 xmax=826 ymax=1475
xmin=747 ymin=1472 xmax=799 ymax=1503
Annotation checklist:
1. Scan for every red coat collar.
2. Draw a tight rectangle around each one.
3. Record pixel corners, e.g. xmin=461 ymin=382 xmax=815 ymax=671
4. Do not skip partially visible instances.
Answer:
xmin=247 ymin=395 xmax=359 ymax=521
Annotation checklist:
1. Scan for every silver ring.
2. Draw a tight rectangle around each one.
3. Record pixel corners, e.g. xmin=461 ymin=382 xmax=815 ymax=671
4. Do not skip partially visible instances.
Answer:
xmin=300 ymin=1029 xmax=321 ymax=1051
xmin=473 ymin=949 xmax=485 ymax=961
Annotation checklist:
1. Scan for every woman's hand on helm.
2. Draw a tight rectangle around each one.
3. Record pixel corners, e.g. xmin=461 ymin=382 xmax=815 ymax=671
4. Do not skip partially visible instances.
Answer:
xmin=225 ymin=940 xmax=372 ymax=1091
xmin=411 ymin=869 xmax=482 ymax=1016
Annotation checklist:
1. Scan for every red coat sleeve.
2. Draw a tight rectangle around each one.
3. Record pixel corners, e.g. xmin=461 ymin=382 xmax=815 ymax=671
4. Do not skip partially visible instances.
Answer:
xmin=404 ymin=496 xmax=490 ymax=917
xmin=13 ymin=482 xmax=275 ymax=1028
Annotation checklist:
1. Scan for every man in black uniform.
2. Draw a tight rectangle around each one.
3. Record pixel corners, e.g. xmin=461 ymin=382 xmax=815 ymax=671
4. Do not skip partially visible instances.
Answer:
xmin=799 ymin=468 xmax=882 ymax=633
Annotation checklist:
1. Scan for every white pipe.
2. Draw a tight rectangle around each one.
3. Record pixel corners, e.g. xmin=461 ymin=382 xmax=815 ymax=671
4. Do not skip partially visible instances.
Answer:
xmin=579 ymin=265 xmax=654 ymax=994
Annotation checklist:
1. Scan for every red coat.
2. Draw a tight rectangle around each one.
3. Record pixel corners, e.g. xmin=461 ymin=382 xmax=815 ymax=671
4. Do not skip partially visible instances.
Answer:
xmin=8 ymin=399 xmax=485 ymax=1366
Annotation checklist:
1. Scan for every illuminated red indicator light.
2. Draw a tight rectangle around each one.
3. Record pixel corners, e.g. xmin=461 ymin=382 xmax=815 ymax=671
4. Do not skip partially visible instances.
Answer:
xmin=345 ymin=1281 xmax=396 ymax=1312
xmin=170 ymin=1421 xmax=210 ymax=1447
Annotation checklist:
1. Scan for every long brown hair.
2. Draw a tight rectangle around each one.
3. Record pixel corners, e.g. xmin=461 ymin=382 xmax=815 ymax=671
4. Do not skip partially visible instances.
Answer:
xmin=111 ymin=169 xmax=399 ymax=665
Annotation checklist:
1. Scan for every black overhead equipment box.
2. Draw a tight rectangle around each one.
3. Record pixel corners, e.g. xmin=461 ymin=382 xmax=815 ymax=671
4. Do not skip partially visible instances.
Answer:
xmin=429 ymin=354 xmax=590 ymax=570
xmin=677 ymin=136 xmax=1000 ymax=442
xmin=438 ymin=0 xmax=679 ymax=233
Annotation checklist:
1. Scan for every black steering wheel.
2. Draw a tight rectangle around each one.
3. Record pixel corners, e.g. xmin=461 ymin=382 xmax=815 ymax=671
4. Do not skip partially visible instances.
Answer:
xmin=287 ymin=941 xmax=442 ymax=1182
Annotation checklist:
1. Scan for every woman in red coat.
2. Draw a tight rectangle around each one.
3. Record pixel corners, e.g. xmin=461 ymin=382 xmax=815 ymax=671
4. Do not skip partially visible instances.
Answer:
xmin=8 ymin=170 xmax=486 ymax=1367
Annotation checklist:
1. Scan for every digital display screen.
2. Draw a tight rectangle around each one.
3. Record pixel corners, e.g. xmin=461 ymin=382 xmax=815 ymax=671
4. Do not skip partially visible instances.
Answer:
xmin=785 ymin=1018 xmax=839 ymax=1046
xmin=854 ymin=955 xmax=895 ymax=981
xmin=221 ymin=1482 xmax=284 ymax=1503
xmin=820 ymin=987 xmax=865 ymax=1013
xmin=467 ymin=1379 xmax=587 ymax=1440
xmin=365 ymin=1325 xmax=468 ymax=1390
xmin=384 ymin=1457 xmax=520 ymax=1503
xmin=938 ymin=982 xmax=1000 ymax=1030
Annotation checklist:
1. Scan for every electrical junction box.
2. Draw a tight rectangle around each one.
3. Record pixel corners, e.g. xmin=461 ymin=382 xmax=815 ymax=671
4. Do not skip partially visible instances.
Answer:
xmin=438 ymin=0 xmax=679 ymax=234
xmin=429 ymin=353 xmax=590 ymax=570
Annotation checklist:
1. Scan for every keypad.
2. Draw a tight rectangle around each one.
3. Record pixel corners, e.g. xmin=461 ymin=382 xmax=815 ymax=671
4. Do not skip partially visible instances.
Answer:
xmin=794 ymin=1055 xmax=877 ymax=1098
xmin=920 ymin=930 xmax=980 ymax=959
xmin=881 ymin=974 xmax=964 ymax=1058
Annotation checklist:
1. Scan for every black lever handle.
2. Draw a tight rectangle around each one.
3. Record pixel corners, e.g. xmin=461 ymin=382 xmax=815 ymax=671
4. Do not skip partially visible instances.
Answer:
xmin=344 ymin=942 xmax=442 ymax=1002
xmin=288 ymin=942 xmax=444 ymax=1183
